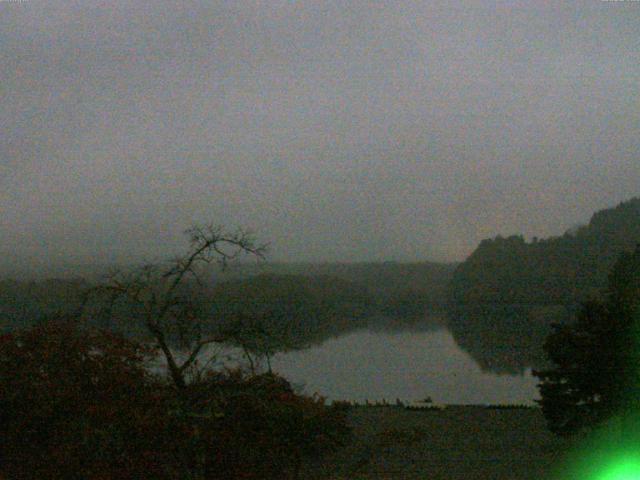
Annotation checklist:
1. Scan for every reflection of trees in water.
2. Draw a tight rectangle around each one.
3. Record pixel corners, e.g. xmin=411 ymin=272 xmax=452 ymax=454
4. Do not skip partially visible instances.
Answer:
xmin=446 ymin=304 xmax=573 ymax=375
xmin=295 ymin=314 xmax=447 ymax=351
xmin=364 ymin=314 xmax=446 ymax=334
xmin=0 ymin=274 xmax=446 ymax=356
xmin=214 ymin=307 xmax=446 ymax=357
xmin=1 ymin=276 xmax=575 ymax=377
xmin=207 ymin=273 xmax=448 ymax=357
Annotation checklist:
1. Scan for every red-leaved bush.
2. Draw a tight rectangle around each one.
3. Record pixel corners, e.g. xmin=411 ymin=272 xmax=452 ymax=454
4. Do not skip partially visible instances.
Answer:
xmin=0 ymin=320 xmax=350 ymax=479
xmin=175 ymin=370 xmax=351 ymax=479
xmin=0 ymin=319 xmax=174 ymax=479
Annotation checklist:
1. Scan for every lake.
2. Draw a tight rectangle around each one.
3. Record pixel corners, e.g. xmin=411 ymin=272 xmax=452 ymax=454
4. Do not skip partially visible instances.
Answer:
xmin=262 ymin=327 xmax=540 ymax=405
xmin=168 ymin=318 xmax=541 ymax=405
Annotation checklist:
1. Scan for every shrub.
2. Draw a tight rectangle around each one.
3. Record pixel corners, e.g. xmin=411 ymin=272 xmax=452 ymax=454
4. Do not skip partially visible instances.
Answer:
xmin=172 ymin=370 xmax=351 ymax=479
xmin=0 ymin=320 xmax=350 ymax=479
xmin=0 ymin=319 xmax=174 ymax=479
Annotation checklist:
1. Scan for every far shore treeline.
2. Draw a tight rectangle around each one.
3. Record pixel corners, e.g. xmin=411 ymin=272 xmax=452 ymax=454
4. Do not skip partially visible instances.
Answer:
xmin=1 ymin=197 xmax=639 ymax=374
xmin=448 ymin=197 xmax=640 ymax=373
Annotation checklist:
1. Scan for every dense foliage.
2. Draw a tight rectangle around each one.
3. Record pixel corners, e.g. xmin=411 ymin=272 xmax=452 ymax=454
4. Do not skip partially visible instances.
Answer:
xmin=0 ymin=263 xmax=453 ymax=365
xmin=0 ymin=278 xmax=87 ymax=332
xmin=448 ymin=198 xmax=640 ymax=373
xmin=0 ymin=262 xmax=454 ymax=336
xmin=447 ymin=303 xmax=570 ymax=374
xmin=207 ymin=274 xmax=375 ymax=356
xmin=266 ymin=261 xmax=455 ymax=315
xmin=449 ymin=198 xmax=640 ymax=306
xmin=534 ymin=245 xmax=640 ymax=436
xmin=179 ymin=371 xmax=351 ymax=479
xmin=0 ymin=320 xmax=350 ymax=479
xmin=0 ymin=320 xmax=170 ymax=479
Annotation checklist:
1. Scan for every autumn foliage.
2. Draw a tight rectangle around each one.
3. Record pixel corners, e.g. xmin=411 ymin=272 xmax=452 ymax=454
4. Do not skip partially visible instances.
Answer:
xmin=175 ymin=371 xmax=351 ymax=479
xmin=0 ymin=319 xmax=172 ymax=478
xmin=0 ymin=319 xmax=349 ymax=479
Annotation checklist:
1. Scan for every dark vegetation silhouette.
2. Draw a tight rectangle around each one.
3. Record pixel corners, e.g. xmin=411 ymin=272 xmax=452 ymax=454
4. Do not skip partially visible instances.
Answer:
xmin=207 ymin=273 xmax=374 ymax=371
xmin=0 ymin=199 xmax=639 ymax=478
xmin=250 ymin=261 xmax=455 ymax=316
xmin=0 ymin=278 xmax=89 ymax=331
xmin=0 ymin=320 xmax=169 ymax=479
xmin=450 ymin=198 xmax=640 ymax=306
xmin=1 ymin=199 xmax=638 ymax=376
xmin=0 ymin=226 xmax=351 ymax=479
xmin=0 ymin=320 xmax=350 ymax=479
xmin=83 ymin=224 xmax=269 ymax=390
xmin=0 ymin=263 xmax=454 ymax=355
xmin=448 ymin=197 xmax=640 ymax=373
xmin=446 ymin=304 xmax=570 ymax=374
xmin=533 ymin=245 xmax=640 ymax=436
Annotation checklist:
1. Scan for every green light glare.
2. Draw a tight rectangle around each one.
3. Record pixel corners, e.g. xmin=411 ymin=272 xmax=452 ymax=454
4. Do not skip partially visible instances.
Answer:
xmin=551 ymin=412 xmax=640 ymax=480
xmin=597 ymin=457 xmax=640 ymax=480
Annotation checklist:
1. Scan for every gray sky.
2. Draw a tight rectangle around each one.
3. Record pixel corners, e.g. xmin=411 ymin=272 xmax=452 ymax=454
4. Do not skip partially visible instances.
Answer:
xmin=1 ymin=0 xmax=639 ymax=268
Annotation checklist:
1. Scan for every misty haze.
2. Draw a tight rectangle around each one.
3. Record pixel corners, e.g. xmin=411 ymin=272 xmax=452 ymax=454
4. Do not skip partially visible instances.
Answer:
xmin=1 ymin=2 xmax=639 ymax=479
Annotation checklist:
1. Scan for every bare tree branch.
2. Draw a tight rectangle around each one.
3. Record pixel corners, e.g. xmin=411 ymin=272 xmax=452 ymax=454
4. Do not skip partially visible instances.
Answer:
xmin=82 ymin=224 xmax=267 ymax=390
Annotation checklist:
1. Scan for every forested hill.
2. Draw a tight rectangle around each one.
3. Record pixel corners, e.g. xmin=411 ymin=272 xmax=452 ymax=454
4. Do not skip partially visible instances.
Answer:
xmin=0 ymin=261 xmax=455 ymax=335
xmin=275 ymin=262 xmax=456 ymax=314
xmin=449 ymin=197 xmax=640 ymax=306
xmin=220 ymin=261 xmax=456 ymax=315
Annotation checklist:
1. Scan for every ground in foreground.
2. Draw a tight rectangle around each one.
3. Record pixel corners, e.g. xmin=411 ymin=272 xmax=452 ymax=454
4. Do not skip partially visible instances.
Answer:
xmin=301 ymin=405 xmax=569 ymax=480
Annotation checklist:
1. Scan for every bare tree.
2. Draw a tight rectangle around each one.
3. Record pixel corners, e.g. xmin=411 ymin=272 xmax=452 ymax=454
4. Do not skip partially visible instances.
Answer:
xmin=85 ymin=225 xmax=267 ymax=390
xmin=219 ymin=310 xmax=300 ymax=375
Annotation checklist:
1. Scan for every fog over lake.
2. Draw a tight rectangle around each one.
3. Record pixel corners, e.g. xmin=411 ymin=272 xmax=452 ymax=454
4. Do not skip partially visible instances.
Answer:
xmin=3 ymin=2 xmax=638 ymax=270
xmin=271 ymin=328 xmax=538 ymax=405
xmin=2 ymin=2 xmax=638 ymax=476
xmin=197 ymin=320 xmax=539 ymax=405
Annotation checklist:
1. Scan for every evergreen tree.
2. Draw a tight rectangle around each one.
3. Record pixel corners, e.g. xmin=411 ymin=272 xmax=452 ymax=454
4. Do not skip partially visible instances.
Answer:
xmin=534 ymin=245 xmax=640 ymax=435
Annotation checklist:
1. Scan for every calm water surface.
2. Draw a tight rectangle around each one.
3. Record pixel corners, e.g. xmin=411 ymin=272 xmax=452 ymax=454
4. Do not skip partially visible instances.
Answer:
xmin=268 ymin=328 xmax=539 ymax=405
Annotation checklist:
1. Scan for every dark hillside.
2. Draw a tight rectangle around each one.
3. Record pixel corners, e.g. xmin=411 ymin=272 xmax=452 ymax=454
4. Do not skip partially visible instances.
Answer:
xmin=232 ymin=261 xmax=457 ymax=316
xmin=447 ymin=197 xmax=640 ymax=374
xmin=449 ymin=197 xmax=640 ymax=306
xmin=0 ymin=278 xmax=87 ymax=331
xmin=207 ymin=273 xmax=375 ymax=350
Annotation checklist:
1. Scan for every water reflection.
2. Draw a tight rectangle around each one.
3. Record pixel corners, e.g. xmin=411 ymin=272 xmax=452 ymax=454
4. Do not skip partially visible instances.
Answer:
xmin=447 ymin=304 xmax=572 ymax=374
xmin=269 ymin=328 xmax=539 ymax=405
xmin=159 ymin=319 xmax=541 ymax=405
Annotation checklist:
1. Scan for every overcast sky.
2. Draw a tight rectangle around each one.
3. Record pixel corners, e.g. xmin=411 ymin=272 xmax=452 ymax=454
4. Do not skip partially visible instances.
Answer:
xmin=1 ymin=0 xmax=639 ymax=268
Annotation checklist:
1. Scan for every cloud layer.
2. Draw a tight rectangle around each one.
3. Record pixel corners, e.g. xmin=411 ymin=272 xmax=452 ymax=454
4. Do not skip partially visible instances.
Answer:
xmin=1 ymin=0 xmax=639 ymax=268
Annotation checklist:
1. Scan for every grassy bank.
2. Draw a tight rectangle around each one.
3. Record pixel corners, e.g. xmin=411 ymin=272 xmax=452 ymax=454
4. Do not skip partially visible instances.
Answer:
xmin=301 ymin=405 xmax=570 ymax=480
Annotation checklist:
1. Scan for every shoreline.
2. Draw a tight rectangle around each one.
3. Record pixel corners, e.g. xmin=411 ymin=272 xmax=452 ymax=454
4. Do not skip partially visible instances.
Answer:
xmin=301 ymin=404 xmax=569 ymax=479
